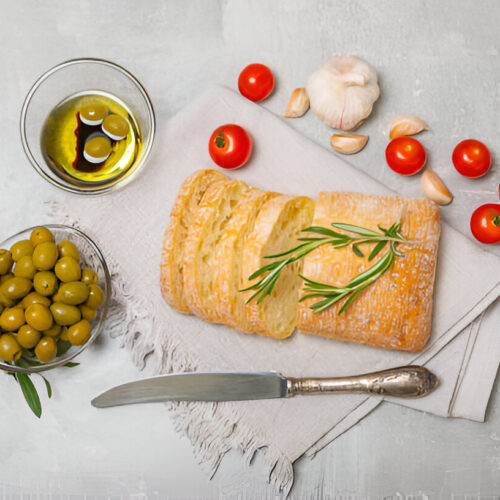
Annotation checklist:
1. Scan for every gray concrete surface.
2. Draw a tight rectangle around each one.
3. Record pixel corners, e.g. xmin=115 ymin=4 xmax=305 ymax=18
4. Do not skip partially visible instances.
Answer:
xmin=1 ymin=0 xmax=500 ymax=497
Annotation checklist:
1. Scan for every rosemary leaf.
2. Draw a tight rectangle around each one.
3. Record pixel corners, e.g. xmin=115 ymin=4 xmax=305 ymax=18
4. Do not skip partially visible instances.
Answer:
xmin=331 ymin=223 xmax=381 ymax=238
xmin=368 ymin=240 xmax=387 ymax=261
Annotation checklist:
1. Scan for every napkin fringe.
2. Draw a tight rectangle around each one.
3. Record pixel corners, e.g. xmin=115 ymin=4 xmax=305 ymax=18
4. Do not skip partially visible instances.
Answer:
xmin=50 ymin=203 xmax=295 ymax=497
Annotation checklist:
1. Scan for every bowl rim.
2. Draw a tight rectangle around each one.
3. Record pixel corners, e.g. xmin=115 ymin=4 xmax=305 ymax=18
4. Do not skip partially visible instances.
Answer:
xmin=20 ymin=57 xmax=156 ymax=196
xmin=0 ymin=224 xmax=111 ymax=374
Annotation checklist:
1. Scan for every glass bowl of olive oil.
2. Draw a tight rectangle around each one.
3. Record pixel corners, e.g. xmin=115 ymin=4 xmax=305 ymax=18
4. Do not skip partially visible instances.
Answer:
xmin=20 ymin=58 xmax=155 ymax=195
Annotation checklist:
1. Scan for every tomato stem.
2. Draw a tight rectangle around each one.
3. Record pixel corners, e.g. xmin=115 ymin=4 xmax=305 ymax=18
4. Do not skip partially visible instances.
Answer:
xmin=214 ymin=130 xmax=225 ymax=149
xmin=493 ymin=215 xmax=500 ymax=226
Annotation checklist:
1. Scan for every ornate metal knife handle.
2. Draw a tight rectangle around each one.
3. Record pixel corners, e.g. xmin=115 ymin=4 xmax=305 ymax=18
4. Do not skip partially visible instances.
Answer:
xmin=286 ymin=365 xmax=439 ymax=399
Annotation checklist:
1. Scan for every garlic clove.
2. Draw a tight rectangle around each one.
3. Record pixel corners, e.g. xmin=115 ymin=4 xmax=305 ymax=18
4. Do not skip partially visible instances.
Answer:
xmin=330 ymin=133 xmax=369 ymax=155
xmin=284 ymin=88 xmax=310 ymax=118
xmin=387 ymin=115 xmax=428 ymax=140
xmin=420 ymin=168 xmax=453 ymax=205
xmin=306 ymin=56 xmax=380 ymax=131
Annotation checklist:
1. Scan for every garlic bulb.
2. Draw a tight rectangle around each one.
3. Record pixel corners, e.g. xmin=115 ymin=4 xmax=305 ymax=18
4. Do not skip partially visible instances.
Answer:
xmin=306 ymin=56 xmax=380 ymax=131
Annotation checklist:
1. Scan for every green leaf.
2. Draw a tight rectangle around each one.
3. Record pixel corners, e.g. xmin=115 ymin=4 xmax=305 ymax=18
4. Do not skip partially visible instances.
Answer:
xmin=15 ymin=373 xmax=42 ymax=418
xmin=57 ymin=340 xmax=72 ymax=357
xmin=368 ymin=240 xmax=387 ymax=261
xmin=338 ymin=287 xmax=366 ymax=315
xmin=352 ymin=243 xmax=364 ymax=258
xmin=41 ymin=376 xmax=52 ymax=398
xmin=63 ymin=362 xmax=80 ymax=368
xmin=302 ymin=226 xmax=347 ymax=239
xmin=347 ymin=251 xmax=393 ymax=288
xmin=331 ymin=223 xmax=380 ymax=238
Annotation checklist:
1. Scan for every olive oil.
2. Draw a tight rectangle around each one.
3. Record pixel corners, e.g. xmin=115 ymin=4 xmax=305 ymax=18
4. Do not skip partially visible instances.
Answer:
xmin=41 ymin=91 xmax=142 ymax=185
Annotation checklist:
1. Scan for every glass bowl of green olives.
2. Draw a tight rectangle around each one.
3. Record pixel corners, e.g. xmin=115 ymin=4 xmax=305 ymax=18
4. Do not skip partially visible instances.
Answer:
xmin=0 ymin=225 xmax=111 ymax=373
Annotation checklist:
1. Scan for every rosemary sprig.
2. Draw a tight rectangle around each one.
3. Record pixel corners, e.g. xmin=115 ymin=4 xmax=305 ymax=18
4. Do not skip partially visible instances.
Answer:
xmin=241 ymin=221 xmax=409 ymax=313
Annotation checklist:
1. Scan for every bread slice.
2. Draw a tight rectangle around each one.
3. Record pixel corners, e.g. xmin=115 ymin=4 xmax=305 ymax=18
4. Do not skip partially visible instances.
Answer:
xmin=297 ymin=192 xmax=440 ymax=352
xmin=242 ymin=195 xmax=315 ymax=338
xmin=183 ymin=179 xmax=249 ymax=321
xmin=160 ymin=169 xmax=227 ymax=313
xmin=213 ymin=188 xmax=279 ymax=332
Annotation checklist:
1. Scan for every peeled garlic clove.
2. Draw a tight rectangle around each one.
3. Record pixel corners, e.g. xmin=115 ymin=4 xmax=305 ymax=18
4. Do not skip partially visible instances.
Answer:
xmin=284 ymin=88 xmax=310 ymax=118
xmin=306 ymin=56 xmax=380 ymax=131
xmin=387 ymin=115 xmax=428 ymax=140
xmin=421 ymin=168 xmax=453 ymax=205
xmin=331 ymin=133 xmax=368 ymax=155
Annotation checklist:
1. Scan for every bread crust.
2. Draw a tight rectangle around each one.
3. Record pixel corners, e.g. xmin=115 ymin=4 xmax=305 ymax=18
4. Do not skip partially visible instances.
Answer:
xmin=183 ymin=179 xmax=249 ymax=321
xmin=242 ymin=195 xmax=315 ymax=338
xmin=213 ymin=188 xmax=279 ymax=331
xmin=160 ymin=169 xmax=227 ymax=312
xmin=297 ymin=192 xmax=440 ymax=352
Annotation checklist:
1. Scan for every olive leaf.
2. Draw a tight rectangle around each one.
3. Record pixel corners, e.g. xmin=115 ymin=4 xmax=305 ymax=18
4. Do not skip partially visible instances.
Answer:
xmin=15 ymin=373 xmax=42 ymax=418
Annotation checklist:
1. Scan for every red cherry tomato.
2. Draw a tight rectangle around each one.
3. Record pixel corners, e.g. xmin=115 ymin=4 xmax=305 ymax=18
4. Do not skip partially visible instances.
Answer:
xmin=452 ymin=139 xmax=491 ymax=178
xmin=238 ymin=63 xmax=275 ymax=102
xmin=470 ymin=204 xmax=500 ymax=244
xmin=385 ymin=137 xmax=427 ymax=176
xmin=208 ymin=124 xmax=252 ymax=170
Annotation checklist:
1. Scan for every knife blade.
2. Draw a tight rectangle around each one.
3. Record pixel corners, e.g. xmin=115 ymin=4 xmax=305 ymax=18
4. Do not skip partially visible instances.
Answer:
xmin=91 ymin=365 xmax=439 ymax=408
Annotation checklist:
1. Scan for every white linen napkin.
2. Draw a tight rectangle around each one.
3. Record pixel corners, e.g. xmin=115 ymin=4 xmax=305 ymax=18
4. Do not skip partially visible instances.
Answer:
xmin=51 ymin=86 xmax=500 ymax=494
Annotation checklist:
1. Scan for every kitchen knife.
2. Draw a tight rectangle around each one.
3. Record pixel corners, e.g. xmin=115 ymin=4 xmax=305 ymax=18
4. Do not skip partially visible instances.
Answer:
xmin=91 ymin=365 xmax=438 ymax=408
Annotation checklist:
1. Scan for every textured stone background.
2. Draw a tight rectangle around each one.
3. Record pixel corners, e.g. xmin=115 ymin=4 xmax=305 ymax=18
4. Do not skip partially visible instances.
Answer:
xmin=1 ymin=0 xmax=499 ymax=497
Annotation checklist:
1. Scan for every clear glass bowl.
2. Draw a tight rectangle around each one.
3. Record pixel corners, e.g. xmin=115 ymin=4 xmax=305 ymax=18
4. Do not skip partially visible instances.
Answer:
xmin=20 ymin=58 xmax=155 ymax=195
xmin=0 ymin=225 xmax=111 ymax=373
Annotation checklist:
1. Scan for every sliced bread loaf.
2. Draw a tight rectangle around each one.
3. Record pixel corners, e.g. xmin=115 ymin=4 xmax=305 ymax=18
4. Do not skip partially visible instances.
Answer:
xmin=183 ymin=179 xmax=249 ymax=321
xmin=241 ymin=195 xmax=315 ymax=338
xmin=160 ymin=169 xmax=227 ymax=313
xmin=213 ymin=188 xmax=279 ymax=332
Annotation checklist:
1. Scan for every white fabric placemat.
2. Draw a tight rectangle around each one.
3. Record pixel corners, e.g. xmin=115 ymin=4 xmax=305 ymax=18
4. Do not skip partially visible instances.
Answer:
xmin=52 ymin=86 xmax=500 ymax=494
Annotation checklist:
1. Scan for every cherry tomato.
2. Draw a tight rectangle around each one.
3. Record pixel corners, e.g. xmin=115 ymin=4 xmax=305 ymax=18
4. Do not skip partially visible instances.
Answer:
xmin=208 ymin=124 xmax=252 ymax=170
xmin=470 ymin=203 xmax=500 ymax=244
xmin=238 ymin=63 xmax=275 ymax=102
xmin=385 ymin=137 xmax=427 ymax=176
xmin=452 ymin=139 xmax=491 ymax=178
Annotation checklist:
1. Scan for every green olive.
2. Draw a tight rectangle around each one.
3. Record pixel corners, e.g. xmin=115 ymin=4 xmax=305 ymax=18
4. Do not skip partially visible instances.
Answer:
xmin=50 ymin=302 xmax=81 ymax=326
xmin=79 ymin=304 xmax=96 ymax=321
xmin=13 ymin=255 xmax=37 ymax=279
xmin=67 ymin=319 xmax=92 ymax=346
xmin=0 ymin=307 xmax=25 ymax=331
xmin=81 ymin=268 xmax=98 ymax=285
xmin=17 ymin=324 xmax=41 ymax=349
xmin=10 ymin=240 xmax=34 ymax=262
xmin=32 ymin=241 xmax=59 ymax=271
xmin=43 ymin=323 xmax=61 ymax=338
xmin=1 ymin=277 xmax=32 ymax=300
xmin=60 ymin=326 xmax=69 ymax=341
xmin=0 ymin=273 xmax=14 ymax=285
xmin=85 ymin=284 xmax=104 ymax=309
xmin=33 ymin=271 xmax=58 ymax=296
xmin=22 ymin=291 xmax=51 ymax=308
xmin=29 ymin=227 xmax=55 ymax=247
xmin=57 ymin=281 xmax=89 ymax=305
xmin=0 ymin=249 xmax=13 ymax=274
xmin=0 ymin=333 xmax=22 ymax=362
xmin=57 ymin=240 xmax=80 ymax=261
xmin=0 ymin=289 xmax=14 ymax=308
xmin=25 ymin=303 xmax=53 ymax=331
xmin=35 ymin=336 xmax=57 ymax=363
xmin=55 ymin=257 xmax=81 ymax=282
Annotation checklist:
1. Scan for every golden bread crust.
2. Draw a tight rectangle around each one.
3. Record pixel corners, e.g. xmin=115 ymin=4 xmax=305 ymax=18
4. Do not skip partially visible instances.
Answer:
xmin=182 ymin=179 xmax=249 ymax=321
xmin=160 ymin=169 xmax=227 ymax=313
xmin=297 ymin=192 xmax=440 ymax=352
